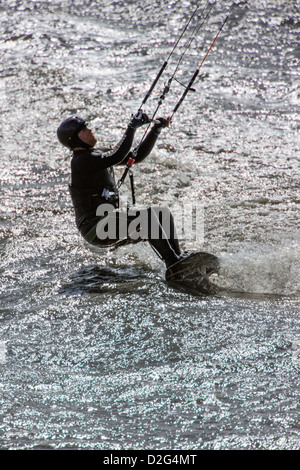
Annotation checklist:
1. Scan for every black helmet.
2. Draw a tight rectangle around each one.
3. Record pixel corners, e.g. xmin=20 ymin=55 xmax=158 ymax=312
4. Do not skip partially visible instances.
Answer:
xmin=57 ymin=116 xmax=88 ymax=149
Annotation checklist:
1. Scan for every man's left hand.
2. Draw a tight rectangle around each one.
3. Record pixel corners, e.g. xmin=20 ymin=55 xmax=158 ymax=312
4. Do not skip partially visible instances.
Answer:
xmin=154 ymin=116 xmax=172 ymax=130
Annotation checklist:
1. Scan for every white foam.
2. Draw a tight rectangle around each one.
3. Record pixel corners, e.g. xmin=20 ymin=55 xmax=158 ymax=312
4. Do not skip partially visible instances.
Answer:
xmin=0 ymin=342 xmax=6 ymax=364
xmin=215 ymin=239 xmax=300 ymax=296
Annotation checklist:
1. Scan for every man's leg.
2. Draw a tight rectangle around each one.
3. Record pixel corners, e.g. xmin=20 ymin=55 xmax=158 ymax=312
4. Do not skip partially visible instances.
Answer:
xmin=88 ymin=205 xmax=182 ymax=268
xmin=127 ymin=206 xmax=181 ymax=268
xmin=153 ymin=206 xmax=181 ymax=256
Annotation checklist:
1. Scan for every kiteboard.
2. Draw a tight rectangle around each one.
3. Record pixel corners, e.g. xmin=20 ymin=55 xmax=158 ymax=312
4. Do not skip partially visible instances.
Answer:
xmin=165 ymin=251 xmax=220 ymax=295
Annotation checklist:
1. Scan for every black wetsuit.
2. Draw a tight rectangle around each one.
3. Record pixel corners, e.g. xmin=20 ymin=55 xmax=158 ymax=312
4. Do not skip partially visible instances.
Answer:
xmin=68 ymin=124 xmax=181 ymax=267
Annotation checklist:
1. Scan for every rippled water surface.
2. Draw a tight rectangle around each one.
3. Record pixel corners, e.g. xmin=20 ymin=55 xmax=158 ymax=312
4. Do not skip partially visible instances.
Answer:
xmin=0 ymin=0 xmax=299 ymax=450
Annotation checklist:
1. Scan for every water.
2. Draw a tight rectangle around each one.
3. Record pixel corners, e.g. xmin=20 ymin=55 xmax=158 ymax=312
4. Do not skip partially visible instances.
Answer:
xmin=0 ymin=0 xmax=299 ymax=450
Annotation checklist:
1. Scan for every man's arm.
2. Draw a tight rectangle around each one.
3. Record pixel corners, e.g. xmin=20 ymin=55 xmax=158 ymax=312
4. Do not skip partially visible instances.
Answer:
xmin=119 ymin=117 xmax=170 ymax=165
xmin=89 ymin=111 xmax=150 ymax=168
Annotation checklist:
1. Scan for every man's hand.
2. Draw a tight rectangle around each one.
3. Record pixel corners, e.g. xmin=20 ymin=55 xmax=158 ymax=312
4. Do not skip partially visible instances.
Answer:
xmin=130 ymin=109 xmax=151 ymax=129
xmin=153 ymin=116 xmax=172 ymax=134
xmin=154 ymin=116 xmax=172 ymax=129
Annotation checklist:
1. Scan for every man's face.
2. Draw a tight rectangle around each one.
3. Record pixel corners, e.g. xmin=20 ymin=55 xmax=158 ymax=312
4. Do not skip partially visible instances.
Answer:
xmin=78 ymin=126 xmax=97 ymax=147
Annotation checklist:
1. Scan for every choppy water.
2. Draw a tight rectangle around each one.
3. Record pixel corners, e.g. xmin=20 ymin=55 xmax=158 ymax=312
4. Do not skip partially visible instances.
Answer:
xmin=0 ymin=0 xmax=299 ymax=450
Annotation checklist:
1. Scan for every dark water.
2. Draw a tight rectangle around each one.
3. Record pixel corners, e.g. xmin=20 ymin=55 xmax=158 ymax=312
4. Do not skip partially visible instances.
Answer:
xmin=0 ymin=0 xmax=299 ymax=450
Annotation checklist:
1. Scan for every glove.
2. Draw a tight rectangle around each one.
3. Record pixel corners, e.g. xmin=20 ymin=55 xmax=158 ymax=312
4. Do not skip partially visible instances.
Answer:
xmin=129 ymin=109 xmax=151 ymax=129
xmin=153 ymin=116 xmax=171 ymax=134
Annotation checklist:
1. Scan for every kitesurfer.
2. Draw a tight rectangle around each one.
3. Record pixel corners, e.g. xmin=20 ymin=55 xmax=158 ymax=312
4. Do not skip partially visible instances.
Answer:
xmin=57 ymin=113 xmax=184 ymax=268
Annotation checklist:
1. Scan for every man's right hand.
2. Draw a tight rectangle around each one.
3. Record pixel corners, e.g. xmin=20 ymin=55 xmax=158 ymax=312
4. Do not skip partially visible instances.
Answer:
xmin=130 ymin=109 xmax=150 ymax=129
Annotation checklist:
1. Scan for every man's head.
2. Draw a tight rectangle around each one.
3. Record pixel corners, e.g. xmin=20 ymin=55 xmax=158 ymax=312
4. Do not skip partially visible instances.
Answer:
xmin=57 ymin=116 xmax=97 ymax=150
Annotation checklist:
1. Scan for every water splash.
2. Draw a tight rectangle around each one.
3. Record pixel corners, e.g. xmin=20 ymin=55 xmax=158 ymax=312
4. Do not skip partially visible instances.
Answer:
xmin=216 ymin=239 xmax=300 ymax=296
